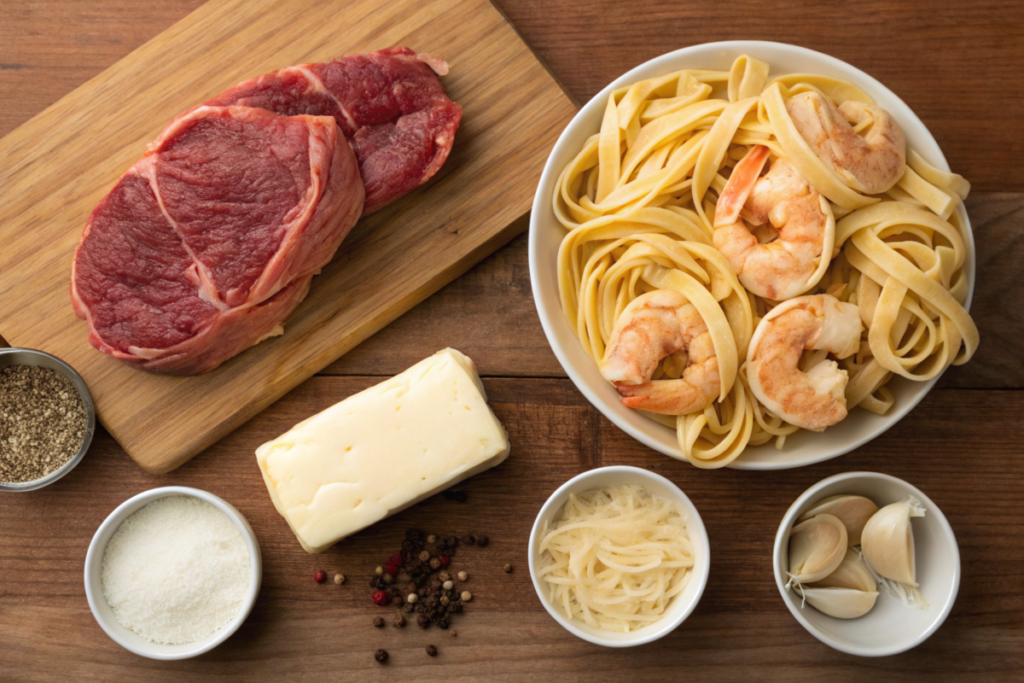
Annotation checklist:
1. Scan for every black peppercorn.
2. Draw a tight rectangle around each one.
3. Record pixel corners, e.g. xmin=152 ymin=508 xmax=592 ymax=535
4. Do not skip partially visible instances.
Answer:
xmin=503 ymin=563 xmax=513 ymax=573
xmin=373 ymin=616 xmax=385 ymax=628
xmin=374 ymin=649 xmax=388 ymax=663
xmin=403 ymin=603 xmax=414 ymax=613
xmin=476 ymin=535 xmax=489 ymax=547
xmin=393 ymin=613 xmax=406 ymax=628
xmin=417 ymin=614 xmax=430 ymax=628
xmin=436 ymin=618 xmax=449 ymax=630
xmin=406 ymin=528 xmax=423 ymax=541
xmin=461 ymin=535 xmax=476 ymax=546
xmin=426 ymin=644 xmax=438 ymax=657
xmin=443 ymin=490 xmax=455 ymax=501
xmin=454 ymin=491 xmax=468 ymax=503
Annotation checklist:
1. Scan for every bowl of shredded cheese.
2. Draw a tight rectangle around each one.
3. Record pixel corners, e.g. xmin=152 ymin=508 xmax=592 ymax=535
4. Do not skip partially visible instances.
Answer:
xmin=84 ymin=486 xmax=262 ymax=659
xmin=528 ymin=466 xmax=710 ymax=646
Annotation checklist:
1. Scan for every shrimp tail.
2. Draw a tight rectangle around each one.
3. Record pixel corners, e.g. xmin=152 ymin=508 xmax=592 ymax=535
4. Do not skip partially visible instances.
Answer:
xmin=714 ymin=145 xmax=770 ymax=228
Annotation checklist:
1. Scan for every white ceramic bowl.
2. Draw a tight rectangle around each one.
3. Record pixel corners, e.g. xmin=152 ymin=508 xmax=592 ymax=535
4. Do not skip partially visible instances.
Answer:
xmin=528 ymin=41 xmax=975 ymax=470
xmin=84 ymin=486 xmax=262 ymax=660
xmin=772 ymin=472 xmax=959 ymax=656
xmin=528 ymin=466 xmax=710 ymax=646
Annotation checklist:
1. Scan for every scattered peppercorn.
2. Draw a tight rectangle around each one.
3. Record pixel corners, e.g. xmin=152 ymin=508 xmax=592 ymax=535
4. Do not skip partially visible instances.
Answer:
xmin=393 ymin=613 xmax=406 ymax=628
xmin=461 ymin=535 xmax=476 ymax=546
xmin=403 ymin=603 xmax=415 ymax=613
xmin=373 ymin=616 xmax=385 ymax=628
xmin=427 ymin=534 xmax=437 ymax=544
xmin=437 ymin=570 xmax=450 ymax=582
xmin=374 ymin=649 xmax=388 ymax=663
xmin=442 ymin=580 xmax=454 ymax=590
xmin=334 ymin=573 xmax=345 ymax=585
xmin=314 ymin=570 xmax=327 ymax=584
xmin=476 ymin=535 xmax=489 ymax=547
xmin=454 ymin=491 xmax=468 ymax=503
xmin=451 ymin=630 xmax=457 ymax=638
xmin=503 ymin=564 xmax=513 ymax=573
xmin=372 ymin=590 xmax=389 ymax=606
xmin=375 ymin=565 xmax=384 ymax=576
xmin=407 ymin=593 xmax=419 ymax=604
xmin=429 ymin=557 xmax=441 ymax=570
xmin=426 ymin=645 xmax=438 ymax=657
xmin=457 ymin=571 xmax=468 ymax=582
xmin=418 ymin=550 xmax=431 ymax=562
xmin=461 ymin=591 xmax=472 ymax=602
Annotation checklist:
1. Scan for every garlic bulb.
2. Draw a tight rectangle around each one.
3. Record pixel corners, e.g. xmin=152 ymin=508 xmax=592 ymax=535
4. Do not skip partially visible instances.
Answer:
xmin=860 ymin=497 xmax=925 ymax=587
xmin=798 ymin=586 xmax=879 ymax=619
xmin=810 ymin=548 xmax=877 ymax=593
xmin=799 ymin=495 xmax=879 ymax=546
xmin=788 ymin=513 xmax=847 ymax=585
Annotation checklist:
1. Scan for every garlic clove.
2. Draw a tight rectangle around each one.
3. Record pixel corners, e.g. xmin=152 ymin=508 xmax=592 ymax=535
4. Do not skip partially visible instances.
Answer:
xmin=809 ymin=548 xmax=877 ymax=593
xmin=860 ymin=497 xmax=925 ymax=587
xmin=799 ymin=495 xmax=879 ymax=546
xmin=788 ymin=513 xmax=848 ymax=584
xmin=799 ymin=586 xmax=879 ymax=619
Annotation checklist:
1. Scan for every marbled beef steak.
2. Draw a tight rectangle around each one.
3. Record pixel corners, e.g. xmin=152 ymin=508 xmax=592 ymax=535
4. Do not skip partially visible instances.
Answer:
xmin=71 ymin=47 xmax=462 ymax=375
xmin=71 ymin=105 xmax=364 ymax=375
xmin=207 ymin=47 xmax=462 ymax=214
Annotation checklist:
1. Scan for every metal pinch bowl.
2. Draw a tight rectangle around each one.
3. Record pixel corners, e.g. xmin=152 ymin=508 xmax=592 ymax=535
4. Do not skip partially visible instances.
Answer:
xmin=0 ymin=347 xmax=96 ymax=492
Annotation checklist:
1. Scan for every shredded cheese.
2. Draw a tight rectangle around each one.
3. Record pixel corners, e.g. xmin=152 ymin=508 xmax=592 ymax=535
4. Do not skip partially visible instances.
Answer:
xmin=537 ymin=484 xmax=694 ymax=632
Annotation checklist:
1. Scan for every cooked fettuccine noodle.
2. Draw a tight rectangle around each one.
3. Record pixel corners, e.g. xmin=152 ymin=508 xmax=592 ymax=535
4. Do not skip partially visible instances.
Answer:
xmin=554 ymin=56 xmax=978 ymax=468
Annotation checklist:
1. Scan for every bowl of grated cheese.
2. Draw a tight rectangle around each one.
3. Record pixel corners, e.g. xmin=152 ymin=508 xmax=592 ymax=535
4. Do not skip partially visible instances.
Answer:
xmin=84 ymin=486 xmax=262 ymax=660
xmin=528 ymin=466 xmax=710 ymax=647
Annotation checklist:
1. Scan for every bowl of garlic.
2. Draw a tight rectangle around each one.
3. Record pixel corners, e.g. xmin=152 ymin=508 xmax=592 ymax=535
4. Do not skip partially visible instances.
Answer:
xmin=772 ymin=472 xmax=960 ymax=657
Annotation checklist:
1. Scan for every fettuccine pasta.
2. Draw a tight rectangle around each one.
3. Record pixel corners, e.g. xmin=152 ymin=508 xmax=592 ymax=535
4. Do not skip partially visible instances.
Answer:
xmin=554 ymin=56 xmax=978 ymax=468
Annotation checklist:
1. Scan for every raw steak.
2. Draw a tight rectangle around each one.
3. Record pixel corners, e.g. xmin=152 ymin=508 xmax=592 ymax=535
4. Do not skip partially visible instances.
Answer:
xmin=71 ymin=105 xmax=364 ymax=374
xmin=206 ymin=46 xmax=462 ymax=214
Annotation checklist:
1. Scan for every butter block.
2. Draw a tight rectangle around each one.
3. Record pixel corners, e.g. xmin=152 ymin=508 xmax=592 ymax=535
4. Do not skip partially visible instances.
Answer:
xmin=255 ymin=348 xmax=510 ymax=553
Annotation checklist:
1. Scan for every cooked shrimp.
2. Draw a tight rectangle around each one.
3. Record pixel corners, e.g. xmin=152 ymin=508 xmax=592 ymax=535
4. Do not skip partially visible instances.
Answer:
xmin=600 ymin=290 xmax=720 ymax=415
xmin=786 ymin=91 xmax=906 ymax=195
xmin=746 ymin=294 xmax=863 ymax=431
xmin=713 ymin=145 xmax=831 ymax=301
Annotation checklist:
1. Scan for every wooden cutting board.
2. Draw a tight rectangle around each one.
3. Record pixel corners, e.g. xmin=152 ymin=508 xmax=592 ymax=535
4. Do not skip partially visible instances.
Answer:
xmin=0 ymin=0 xmax=575 ymax=473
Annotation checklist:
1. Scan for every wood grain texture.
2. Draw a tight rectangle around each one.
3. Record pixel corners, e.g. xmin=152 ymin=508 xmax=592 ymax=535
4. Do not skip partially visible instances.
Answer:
xmin=0 ymin=0 xmax=575 ymax=473
xmin=2 ymin=1 xmax=1023 ymax=681
xmin=1 ymin=379 xmax=1022 ymax=681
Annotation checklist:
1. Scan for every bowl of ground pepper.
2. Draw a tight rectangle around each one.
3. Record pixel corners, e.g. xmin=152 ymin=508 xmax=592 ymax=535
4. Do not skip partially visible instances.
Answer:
xmin=0 ymin=348 xmax=95 ymax=492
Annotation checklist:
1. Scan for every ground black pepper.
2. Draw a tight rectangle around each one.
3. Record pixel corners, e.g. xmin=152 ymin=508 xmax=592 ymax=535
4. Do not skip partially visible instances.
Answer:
xmin=0 ymin=365 xmax=87 ymax=483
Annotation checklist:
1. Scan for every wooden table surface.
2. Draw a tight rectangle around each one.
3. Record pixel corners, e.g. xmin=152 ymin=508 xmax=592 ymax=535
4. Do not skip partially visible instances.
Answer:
xmin=2 ymin=1 xmax=1023 ymax=680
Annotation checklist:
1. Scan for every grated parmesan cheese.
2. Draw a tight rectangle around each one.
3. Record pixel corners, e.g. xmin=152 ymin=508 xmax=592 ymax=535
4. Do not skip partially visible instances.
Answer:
xmin=101 ymin=495 xmax=251 ymax=645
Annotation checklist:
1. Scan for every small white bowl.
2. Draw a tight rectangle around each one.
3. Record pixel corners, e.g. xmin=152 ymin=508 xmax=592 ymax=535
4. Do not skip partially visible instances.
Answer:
xmin=772 ymin=472 xmax=959 ymax=657
xmin=528 ymin=466 xmax=710 ymax=647
xmin=84 ymin=486 xmax=262 ymax=660
xmin=528 ymin=41 xmax=975 ymax=470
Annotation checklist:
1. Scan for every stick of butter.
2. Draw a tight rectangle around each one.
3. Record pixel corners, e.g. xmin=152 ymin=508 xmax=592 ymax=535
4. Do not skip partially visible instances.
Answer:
xmin=255 ymin=348 xmax=510 ymax=553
